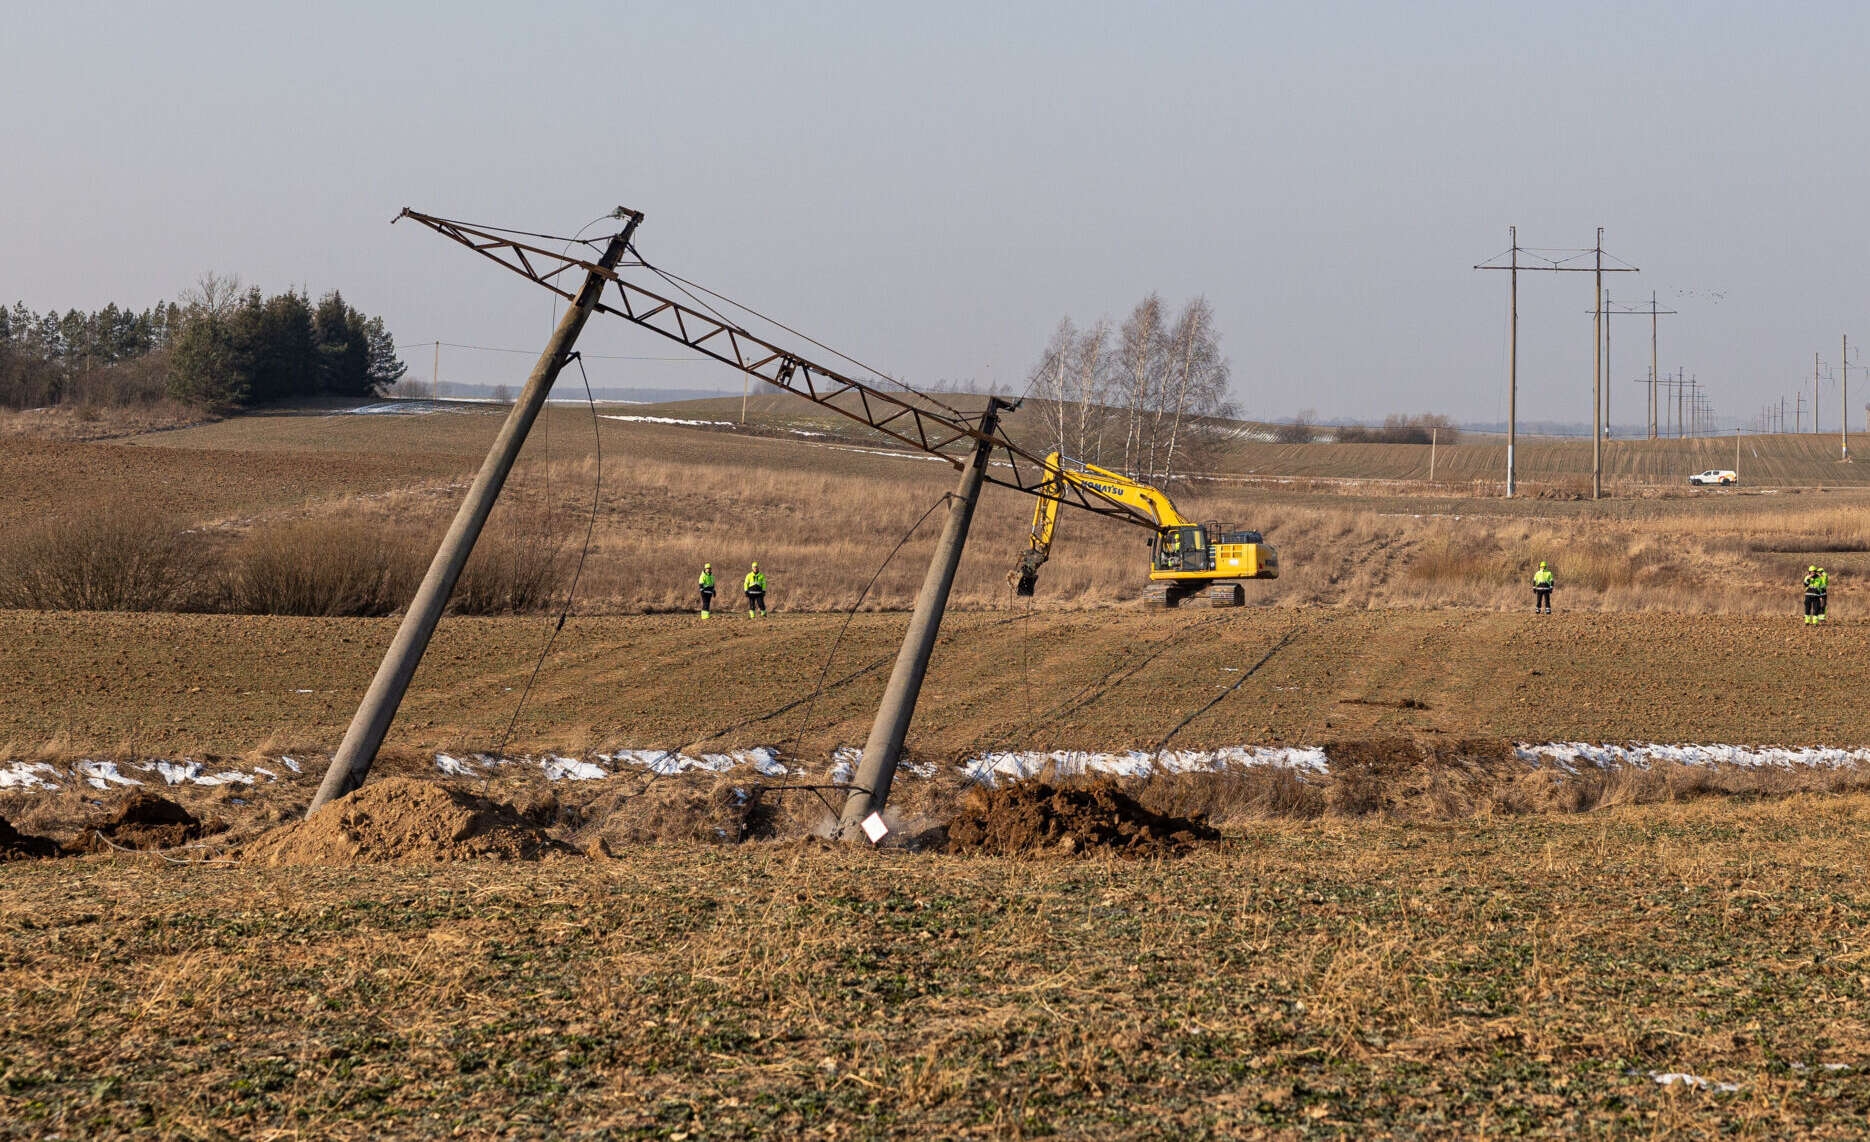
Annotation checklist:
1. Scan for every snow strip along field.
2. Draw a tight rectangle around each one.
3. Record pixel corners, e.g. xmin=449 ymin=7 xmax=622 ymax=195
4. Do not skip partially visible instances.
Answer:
xmin=1 ymin=756 xmax=304 ymax=792
xmin=8 ymin=742 xmax=1870 ymax=795
xmin=1515 ymin=742 xmax=1870 ymax=771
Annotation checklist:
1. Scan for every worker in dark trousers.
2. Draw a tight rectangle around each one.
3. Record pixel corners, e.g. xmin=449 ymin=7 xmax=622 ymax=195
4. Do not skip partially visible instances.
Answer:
xmin=1818 ymin=566 xmax=1829 ymax=621
xmin=698 ymin=562 xmax=716 ymax=620
xmin=744 ymin=561 xmax=768 ymax=618
xmin=1803 ymin=566 xmax=1824 ymax=624
xmin=1532 ymin=561 xmax=1555 ymax=614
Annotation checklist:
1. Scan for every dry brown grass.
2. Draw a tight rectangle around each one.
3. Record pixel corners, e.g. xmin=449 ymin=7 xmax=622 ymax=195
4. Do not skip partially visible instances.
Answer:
xmin=15 ymin=406 xmax=1870 ymax=619
xmin=0 ymin=498 xmax=569 ymax=618
xmin=0 ymin=508 xmax=210 ymax=611
xmin=223 ymin=516 xmax=421 ymax=617
xmin=0 ymin=397 xmax=210 ymax=441
xmin=6 ymin=793 xmax=1870 ymax=1137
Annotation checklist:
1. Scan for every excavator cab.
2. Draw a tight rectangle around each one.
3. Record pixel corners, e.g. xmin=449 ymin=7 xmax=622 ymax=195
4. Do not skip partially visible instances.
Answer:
xmin=1152 ymin=525 xmax=1210 ymax=573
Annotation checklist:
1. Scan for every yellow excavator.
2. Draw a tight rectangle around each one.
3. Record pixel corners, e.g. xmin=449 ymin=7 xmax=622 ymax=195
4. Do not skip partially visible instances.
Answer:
xmin=1009 ymin=452 xmax=1277 ymax=607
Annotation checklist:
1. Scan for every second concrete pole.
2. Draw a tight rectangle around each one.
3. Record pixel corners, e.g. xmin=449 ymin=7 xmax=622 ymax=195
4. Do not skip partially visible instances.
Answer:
xmin=839 ymin=399 xmax=1006 ymax=837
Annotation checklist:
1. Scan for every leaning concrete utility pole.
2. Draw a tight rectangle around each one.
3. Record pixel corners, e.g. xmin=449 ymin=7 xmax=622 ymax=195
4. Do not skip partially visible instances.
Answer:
xmin=1844 ymin=334 xmax=1852 ymax=461
xmin=838 ymin=399 xmax=1008 ymax=838
xmin=308 ymin=212 xmax=641 ymax=815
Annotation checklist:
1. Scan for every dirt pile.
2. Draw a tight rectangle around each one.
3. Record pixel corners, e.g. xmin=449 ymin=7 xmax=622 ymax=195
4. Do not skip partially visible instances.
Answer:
xmin=945 ymin=780 xmax=1219 ymax=858
xmin=243 ymin=777 xmax=570 ymax=865
xmin=0 ymin=816 xmax=62 ymax=860
xmin=80 ymin=792 xmax=218 ymax=852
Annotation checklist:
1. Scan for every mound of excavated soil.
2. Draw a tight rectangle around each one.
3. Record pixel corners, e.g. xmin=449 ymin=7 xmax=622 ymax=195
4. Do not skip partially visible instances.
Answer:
xmin=0 ymin=817 xmax=62 ymax=860
xmin=944 ymin=780 xmax=1219 ymax=858
xmin=243 ymin=777 xmax=571 ymax=865
xmin=80 ymin=792 xmax=219 ymax=852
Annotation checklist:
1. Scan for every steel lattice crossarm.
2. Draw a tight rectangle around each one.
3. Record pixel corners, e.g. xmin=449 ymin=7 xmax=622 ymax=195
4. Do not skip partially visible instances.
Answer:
xmin=396 ymin=208 xmax=1151 ymax=531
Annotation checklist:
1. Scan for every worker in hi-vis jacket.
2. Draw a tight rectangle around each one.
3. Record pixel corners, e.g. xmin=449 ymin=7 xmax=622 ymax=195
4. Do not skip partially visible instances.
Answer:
xmin=744 ymin=561 xmax=768 ymax=618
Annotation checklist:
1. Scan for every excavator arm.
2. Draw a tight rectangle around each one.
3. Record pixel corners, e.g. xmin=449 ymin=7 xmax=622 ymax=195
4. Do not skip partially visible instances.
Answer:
xmin=1009 ymin=454 xmax=1193 ymax=595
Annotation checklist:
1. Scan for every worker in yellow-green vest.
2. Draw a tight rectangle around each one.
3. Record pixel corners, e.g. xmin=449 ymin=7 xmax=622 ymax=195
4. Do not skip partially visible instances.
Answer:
xmin=1804 ymin=565 xmax=1828 ymax=624
xmin=744 ymin=561 xmax=768 ymax=618
xmin=1532 ymin=561 xmax=1555 ymax=614
xmin=697 ymin=562 xmax=716 ymax=620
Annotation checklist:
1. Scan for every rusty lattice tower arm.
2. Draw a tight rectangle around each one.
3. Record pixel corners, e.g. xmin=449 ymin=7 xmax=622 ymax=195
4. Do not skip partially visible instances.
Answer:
xmin=394 ymin=208 xmax=1154 ymax=532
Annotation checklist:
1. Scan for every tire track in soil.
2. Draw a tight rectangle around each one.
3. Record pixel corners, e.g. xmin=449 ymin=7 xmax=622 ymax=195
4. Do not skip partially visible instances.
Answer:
xmin=1148 ymin=620 xmax=1313 ymax=752
xmin=677 ymin=612 xmax=1035 ymax=756
xmin=962 ymin=614 xmax=1230 ymax=758
xmin=1326 ymin=614 xmax=1458 ymax=735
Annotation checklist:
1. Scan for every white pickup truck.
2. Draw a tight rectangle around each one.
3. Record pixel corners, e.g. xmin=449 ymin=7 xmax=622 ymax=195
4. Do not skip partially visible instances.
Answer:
xmin=1688 ymin=469 xmax=1738 ymax=487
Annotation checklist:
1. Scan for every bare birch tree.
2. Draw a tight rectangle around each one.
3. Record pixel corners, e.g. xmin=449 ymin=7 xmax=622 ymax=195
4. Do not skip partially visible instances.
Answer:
xmin=1116 ymin=294 xmax=1165 ymax=478
xmin=1072 ymin=320 xmax=1111 ymax=464
xmin=1156 ymin=296 xmax=1229 ymax=483
xmin=1021 ymin=295 xmax=1230 ymax=480
xmin=1025 ymin=317 xmax=1078 ymax=458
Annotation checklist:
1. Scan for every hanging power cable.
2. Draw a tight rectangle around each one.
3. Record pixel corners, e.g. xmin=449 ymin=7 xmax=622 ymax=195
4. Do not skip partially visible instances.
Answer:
xmin=492 ymin=352 xmax=605 ymax=758
xmin=627 ymin=243 xmax=974 ymax=423
xmin=784 ymin=492 xmax=955 ymax=768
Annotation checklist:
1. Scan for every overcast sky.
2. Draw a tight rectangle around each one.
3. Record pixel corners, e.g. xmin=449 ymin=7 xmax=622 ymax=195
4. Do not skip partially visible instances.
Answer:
xmin=5 ymin=1 xmax=1867 ymax=428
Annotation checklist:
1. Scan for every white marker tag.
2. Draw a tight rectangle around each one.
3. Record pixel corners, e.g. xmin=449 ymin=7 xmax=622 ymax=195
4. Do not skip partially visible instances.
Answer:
xmin=860 ymin=812 xmax=889 ymax=844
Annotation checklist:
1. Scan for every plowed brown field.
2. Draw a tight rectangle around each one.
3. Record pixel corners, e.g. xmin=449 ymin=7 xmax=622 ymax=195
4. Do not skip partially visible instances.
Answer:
xmin=1 ymin=607 xmax=1859 ymax=761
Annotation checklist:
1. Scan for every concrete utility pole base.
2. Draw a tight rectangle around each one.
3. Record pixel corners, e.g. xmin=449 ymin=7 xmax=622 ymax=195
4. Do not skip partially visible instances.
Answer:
xmin=838 ymin=400 xmax=1007 ymax=839
xmin=307 ymin=213 xmax=639 ymax=816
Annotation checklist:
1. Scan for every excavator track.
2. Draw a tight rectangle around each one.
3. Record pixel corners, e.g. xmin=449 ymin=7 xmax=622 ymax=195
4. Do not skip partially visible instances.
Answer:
xmin=1142 ymin=581 xmax=1196 ymax=607
xmin=1144 ymin=581 xmax=1246 ymax=608
xmin=1202 ymin=582 xmax=1246 ymax=608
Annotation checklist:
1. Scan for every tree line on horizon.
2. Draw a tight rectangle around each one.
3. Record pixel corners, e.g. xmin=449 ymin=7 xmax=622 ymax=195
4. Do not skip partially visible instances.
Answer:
xmin=0 ymin=273 xmax=405 ymax=411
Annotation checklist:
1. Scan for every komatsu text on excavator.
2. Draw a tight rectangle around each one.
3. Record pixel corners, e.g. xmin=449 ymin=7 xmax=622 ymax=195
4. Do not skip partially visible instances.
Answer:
xmin=1009 ymin=453 xmax=1277 ymax=607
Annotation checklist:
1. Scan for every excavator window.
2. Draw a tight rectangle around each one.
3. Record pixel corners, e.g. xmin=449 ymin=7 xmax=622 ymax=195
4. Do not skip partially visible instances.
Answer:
xmin=1154 ymin=526 xmax=1207 ymax=572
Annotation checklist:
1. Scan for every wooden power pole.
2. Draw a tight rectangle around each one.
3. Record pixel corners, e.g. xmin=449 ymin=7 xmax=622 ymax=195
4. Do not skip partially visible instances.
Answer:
xmin=1593 ymin=230 xmax=1602 ymax=495
xmin=1842 ymin=334 xmax=1851 ymax=461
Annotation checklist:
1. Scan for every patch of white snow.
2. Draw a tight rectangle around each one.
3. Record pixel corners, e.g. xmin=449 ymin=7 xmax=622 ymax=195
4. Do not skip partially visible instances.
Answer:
xmin=540 ymin=756 xmax=608 ymax=782
xmin=435 ymin=754 xmax=479 ymax=778
xmin=1648 ymin=1071 xmax=1740 ymax=1093
xmin=76 ymin=760 xmax=143 ymax=790
xmin=148 ymin=761 xmax=202 ymax=785
xmin=959 ymin=745 xmax=1328 ymax=787
xmin=601 ymin=414 xmax=733 ymax=428
xmin=0 ymin=762 xmax=61 ymax=790
xmin=1519 ymin=742 xmax=1870 ymax=771
xmin=828 ymin=747 xmax=862 ymax=786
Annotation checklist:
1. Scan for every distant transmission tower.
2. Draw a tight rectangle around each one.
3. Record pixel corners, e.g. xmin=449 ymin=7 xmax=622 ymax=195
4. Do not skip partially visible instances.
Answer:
xmin=1476 ymin=227 xmax=1637 ymax=498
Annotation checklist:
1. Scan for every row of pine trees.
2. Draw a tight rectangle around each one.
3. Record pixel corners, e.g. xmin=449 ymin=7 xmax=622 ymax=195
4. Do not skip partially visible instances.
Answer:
xmin=0 ymin=274 xmax=404 ymax=410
